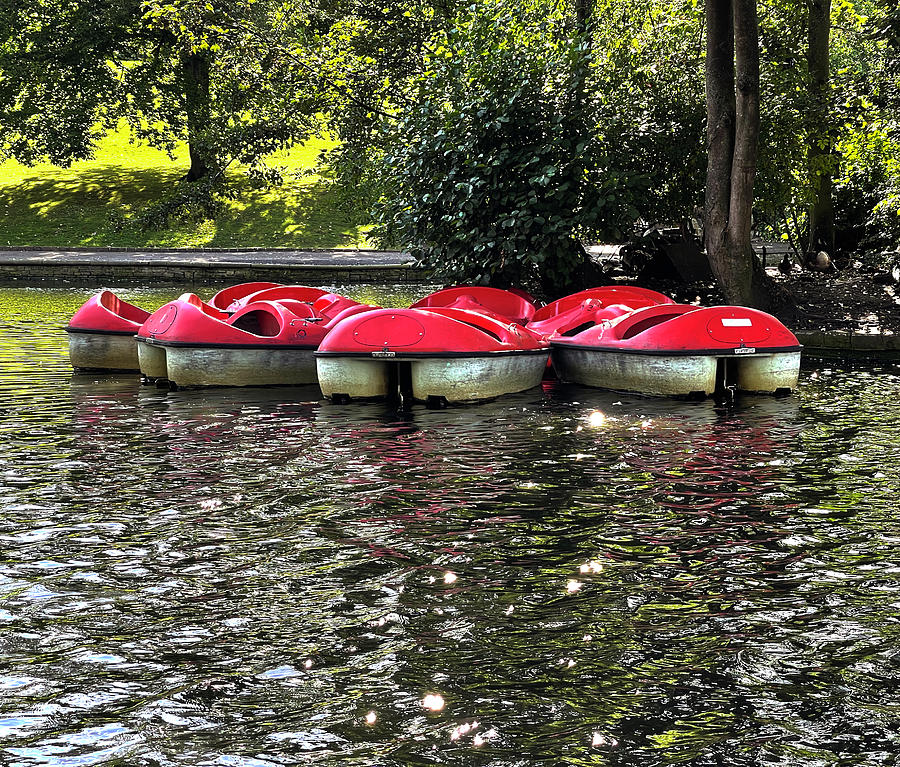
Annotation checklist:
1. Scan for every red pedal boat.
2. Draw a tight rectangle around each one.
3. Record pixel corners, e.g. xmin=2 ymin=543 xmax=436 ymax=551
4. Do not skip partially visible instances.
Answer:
xmin=411 ymin=286 xmax=540 ymax=325
xmin=137 ymin=292 xmax=374 ymax=387
xmin=315 ymin=306 xmax=550 ymax=405
xmin=209 ymin=281 xmax=282 ymax=311
xmin=527 ymin=286 xmax=674 ymax=339
xmin=65 ymin=290 xmax=152 ymax=371
xmin=215 ymin=284 xmax=334 ymax=313
xmin=551 ymin=303 xmax=802 ymax=397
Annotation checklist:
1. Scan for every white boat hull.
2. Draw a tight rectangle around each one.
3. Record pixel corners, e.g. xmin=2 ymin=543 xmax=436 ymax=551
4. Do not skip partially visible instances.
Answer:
xmin=734 ymin=351 xmax=802 ymax=393
xmin=317 ymin=352 xmax=549 ymax=403
xmin=316 ymin=357 xmax=391 ymax=400
xmin=164 ymin=346 xmax=318 ymax=388
xmin=552 ymin=347 xmax=801 ymax=397
xmin=137 ymin=340 xmax=168 ymax=380
xmin=68 ymin=332 xmax=139 ymax=372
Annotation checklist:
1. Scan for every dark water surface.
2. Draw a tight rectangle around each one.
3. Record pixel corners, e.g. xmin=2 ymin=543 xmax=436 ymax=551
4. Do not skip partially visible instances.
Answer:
xmin=2 ymin=286 xmax=900 ymax=767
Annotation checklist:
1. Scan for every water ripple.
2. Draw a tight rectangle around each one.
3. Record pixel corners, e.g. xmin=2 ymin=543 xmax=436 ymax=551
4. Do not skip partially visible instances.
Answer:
xmin=1 ymin=287 xmax=899 ymax=765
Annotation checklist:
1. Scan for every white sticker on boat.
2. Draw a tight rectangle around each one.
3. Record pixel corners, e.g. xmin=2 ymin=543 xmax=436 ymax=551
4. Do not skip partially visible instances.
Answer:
xmin=734 ymin=347 xmax=756 ymax=355
xmin=372 ymin=350 xmax=396 ymax=358
xmin=722 ymin=318 xmax=753 ymax=327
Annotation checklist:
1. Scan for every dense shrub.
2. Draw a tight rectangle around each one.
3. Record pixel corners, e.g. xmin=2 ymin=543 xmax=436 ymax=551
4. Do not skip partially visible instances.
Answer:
xmin=373 ymin=2 xmax=639 ymax=296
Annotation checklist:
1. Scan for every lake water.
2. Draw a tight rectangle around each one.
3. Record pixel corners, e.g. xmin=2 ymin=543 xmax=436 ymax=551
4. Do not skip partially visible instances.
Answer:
xmin=2 ymin=286 xmax=900 ymax=767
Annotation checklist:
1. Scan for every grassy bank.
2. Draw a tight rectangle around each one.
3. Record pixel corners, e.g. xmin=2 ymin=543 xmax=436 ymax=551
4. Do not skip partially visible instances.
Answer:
xmin=0 ymin=127 xmax=370 ymax=249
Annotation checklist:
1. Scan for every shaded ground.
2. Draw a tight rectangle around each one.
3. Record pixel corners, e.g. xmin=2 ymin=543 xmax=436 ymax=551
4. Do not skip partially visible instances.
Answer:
xmin=0 ymin=169 xmax=367 ymax=250
xmin=601 ymin=240 xmax=900 ymax=336
xmin=773 ymin=266 xmax=900 ymax=335
xmin=640 ymin=267 xmax=900 ymax=335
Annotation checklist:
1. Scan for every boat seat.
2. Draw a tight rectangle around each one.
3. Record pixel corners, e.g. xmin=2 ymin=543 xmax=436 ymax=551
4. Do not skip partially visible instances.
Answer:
xmin=210 ymin=281 xmax=281 ymax=311
xmin=229 ymin=308 xmax=283 ymax=337
xmin=97 ymin=290 xmax=151 ymax=324
xmin=182 ymin=293 xmax=229 ymax=320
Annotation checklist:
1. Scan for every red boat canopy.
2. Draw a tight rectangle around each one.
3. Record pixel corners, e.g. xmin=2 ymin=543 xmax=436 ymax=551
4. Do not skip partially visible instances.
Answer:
xmin=553 ymin=304 xmax=801 ymax=354
xmin=209 ymin=282 xmax=282 ymax=311
xmin=411 ymin=286 xmax=539 ymax=325
xmin=317 ymin=307 xmax=548 ymax=356
xmin=67 ymin=290 xmax=151 ymax=333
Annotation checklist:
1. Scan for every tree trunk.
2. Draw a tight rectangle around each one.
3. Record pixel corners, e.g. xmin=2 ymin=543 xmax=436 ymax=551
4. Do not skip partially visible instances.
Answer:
xmin=182 ymin=52 xmax=211 ymax=182
xmin=727 ymin=0 xmax=767 ymax=300
xmin=704 ymin=0 xmax=735 ymax=274
xmin=704 ymin=0 xmax=775 ymax=309
xmin=807 ymin=0 xmax=834 ymax=256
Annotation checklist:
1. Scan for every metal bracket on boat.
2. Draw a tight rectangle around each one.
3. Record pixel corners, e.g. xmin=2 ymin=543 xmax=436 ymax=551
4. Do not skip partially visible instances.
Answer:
xmin=290 ymin=317 xmax=324 ymax=325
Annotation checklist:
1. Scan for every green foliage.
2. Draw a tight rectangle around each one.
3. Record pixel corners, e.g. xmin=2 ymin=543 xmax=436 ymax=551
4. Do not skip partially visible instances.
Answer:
xmin=752 ymin=0 xmax=900 ymax=253
xmin=373 ymin=0 xmax=703 ymax=295
xmin=311 ymin=2 xmax=463 ymax=228
xmin=752 ymin=1 xmax=808 ymax=246
xmin=589 ymin=0 xmax=707 ymax=226
xmin=326 ymin=0 xmax=900 ymax=265
xmin=0 ymin=0 xmax=323 ymax=185
xmin=372 ymin=1 xmax=600 ymax=294
xmin=858 ymin=0 xmax=900 ymax=246
xmin=1 ymin=0 xmax=898 ymax=260
xmin=327 ymin=0 xmax=710 ymax=294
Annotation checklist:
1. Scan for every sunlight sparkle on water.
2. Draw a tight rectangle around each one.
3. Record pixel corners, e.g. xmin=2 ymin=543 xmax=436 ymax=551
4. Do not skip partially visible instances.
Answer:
xmin=587 ymin=410 xmax=606 ymax=427
xmin=422 ymin=694 xmax=445 ymax=711
xmin=566 ymin=580 xmax=582 ymax=593
xmin=476 ymin=728 xmax=498 ymax=747
xmin=364 ymin=711 xmax=377 ymax=725
xmin=443 ymin=572 xmax=457 ymax=584
xmin=450 ymin=721 xmax=477 ymax=741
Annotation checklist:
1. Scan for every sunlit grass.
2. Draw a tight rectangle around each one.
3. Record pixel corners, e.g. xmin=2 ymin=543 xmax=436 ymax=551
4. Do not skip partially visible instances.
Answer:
xmin=0 ymin=125 xmax=371 ymax=249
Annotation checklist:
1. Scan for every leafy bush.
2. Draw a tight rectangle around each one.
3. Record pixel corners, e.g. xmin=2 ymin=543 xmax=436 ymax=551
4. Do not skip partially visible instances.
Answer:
xmin=373 ymin=2 xmax=627 ymax=296
xmin=370 ymin=0 xmax=714 ymax=296
xmin=588 ymin=1 xmax=706 ymax=228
